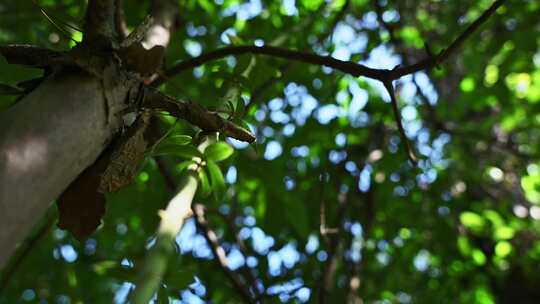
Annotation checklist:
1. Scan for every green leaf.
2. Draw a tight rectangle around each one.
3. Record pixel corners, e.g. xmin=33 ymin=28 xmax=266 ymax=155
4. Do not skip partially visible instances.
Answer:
xmin=206 ymin=160 xmax=226 ymax=201
xmin=226 ymin=33 xmax=244 ymax=45
xmin=301 ymin=0 xmax=324 ymax=11
xmin=460 ymin=77 xmax=476 ymax=92
xmin=92 ymin=261 xmax=134 ymax=281
xmin=471 ymin=249 xmax=486 ymax=265
xmin=234 ymin=96 xmax=246 ymax=119
xmin=226 ymin=100 xmax=235 ymax=117
xmin=198 ymin=170 xmax=211 ymax=197
xmin=494 ymin=226 xmax=515 ymax=240
xmin=255 ymin=189 xmax=266 ymax=221
xmin=0 ymin=99 xmax=17 ymax=111
xmin=151 ymin=143 xmax=204 ymax=159
xmin=285 ymin=198 xmax=309 ymax=238
xmin=197 ymin=0 xmax=215 ymax=13
xmin=495 ymin=241 xmax=513 ymax=258
xmin=399 ymin=26 xmax=423 ymax=49
xmin=164 ymin=269 xmax=193 ymax=290
xmin=457 ymin=236 xmax=472 ymax=256
xmin=204 ymin=142 xmax=234 ymax=162
xmin=233 ymin=55 xmax=252 ymax=75
xmin=459 ymin=211 xmax=485 ymax=233
xmin=161 ymin=135 xmax=192 ymax=146
xmin=157 ymin=284 xmax=169 ymax=304
xmin=0 ymin=83 xmax=22 ymax=95
xmin=175 ymin=160 xmax=196 ymax=173
xmin=221 ymin=83 xmax=241 ymax=113
xmin=232 ymin=118 xmax=251 ymax=133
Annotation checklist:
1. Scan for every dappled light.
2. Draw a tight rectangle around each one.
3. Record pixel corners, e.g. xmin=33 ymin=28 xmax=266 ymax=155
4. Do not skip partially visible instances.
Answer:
xmin=2 ymin=0 xmax=540 ymax=303
xmin=143 ymin=24 xmax=170 ymax=49
xmin=4 ymin=137 xmax=48 ymax=174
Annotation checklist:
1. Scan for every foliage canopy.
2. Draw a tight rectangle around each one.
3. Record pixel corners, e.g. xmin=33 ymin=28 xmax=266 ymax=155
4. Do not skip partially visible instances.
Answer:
xmin=2 ymin=0 xmax=540 ymax=303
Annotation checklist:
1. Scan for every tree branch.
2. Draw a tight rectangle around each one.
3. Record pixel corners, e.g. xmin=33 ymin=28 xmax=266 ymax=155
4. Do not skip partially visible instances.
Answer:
xmin=143 ymin=86 xmax=256 ymax=143
xmin=192 ymin=204 xmax=256 ymax=304
xmin=375 ymin=0 xmax=503 ymax=165
xmin=158 ymin=0 xmax=505 ymax=85
xmin=0 ymin=44 xmax=68 ymax=68
xmin=120 ymin=15 xmax=155 ymax=48
xmin=83 ymin=0 xmax=117 ymax=48
xmin=114 ymin=0 xmax=128 ymax=40
xmin=389 ymin=0 xmax=505 ymax=79
xmin=373 ymin=0 xmax=451 ymax=134
xmin=158 ymin=45 xmax=385 ymax=85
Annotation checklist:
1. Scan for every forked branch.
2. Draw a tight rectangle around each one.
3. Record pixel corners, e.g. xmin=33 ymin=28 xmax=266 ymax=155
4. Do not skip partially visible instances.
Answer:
xmin=155 ymin=0 xmax=503 ymax=163
xmin=390 ymin=0 xmax=505 ymax=79
xmin=159 ymin=0 xmax=505 ymax=83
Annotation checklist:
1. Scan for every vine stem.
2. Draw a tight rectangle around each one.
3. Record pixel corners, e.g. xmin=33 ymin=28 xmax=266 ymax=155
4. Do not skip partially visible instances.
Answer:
xmin=127 ymin=133 xmax=217 ymax=304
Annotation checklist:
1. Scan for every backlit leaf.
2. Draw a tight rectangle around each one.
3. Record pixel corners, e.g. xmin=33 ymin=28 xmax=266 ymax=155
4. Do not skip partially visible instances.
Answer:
xmin=206 ymin=160 xmax=226 ymax=201
xmin=204 ymin=142 xmax=234 ymax=162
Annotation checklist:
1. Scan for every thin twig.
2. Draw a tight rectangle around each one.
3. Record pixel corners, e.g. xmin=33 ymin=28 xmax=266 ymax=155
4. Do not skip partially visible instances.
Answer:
xmin=319 ymin=170 xmax=338 ymax=239
xmin=319 ymin=190 xmax=348 ymax=304
xmin=373 ymin=0 xmax=437 ymax=163
xmin=346 ymin=187 xmax=375 ymax=304
xmin=260 ymin=283 xmax=305 ymax=300
xmin=192 ymin=204 xmax=256 ymax=304
xmin=383 ymin=80 xmax=417 ymax=165
xmin=207 ymin=198 xmax=262 ymax=295
xmin=389 ymin=0 xmax=505 ymax=79
xmin=31 ymin=0 xmax=80 ymax=43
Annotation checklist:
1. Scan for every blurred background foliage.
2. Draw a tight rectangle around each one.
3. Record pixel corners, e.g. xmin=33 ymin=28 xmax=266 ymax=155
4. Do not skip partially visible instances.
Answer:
xmin=1 ymin=0 xmax=540 ymax=303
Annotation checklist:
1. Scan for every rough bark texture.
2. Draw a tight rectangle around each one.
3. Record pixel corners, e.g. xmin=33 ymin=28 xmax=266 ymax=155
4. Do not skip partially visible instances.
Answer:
xmin=0 ymin=71 xmax=127 ymax=268
xmin=83 ymin=0 xmax=117 ymax=49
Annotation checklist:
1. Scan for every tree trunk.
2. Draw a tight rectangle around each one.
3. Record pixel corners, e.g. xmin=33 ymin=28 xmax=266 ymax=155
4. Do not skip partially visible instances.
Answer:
xmin=0 ymin=71 xmax=127 ymax=269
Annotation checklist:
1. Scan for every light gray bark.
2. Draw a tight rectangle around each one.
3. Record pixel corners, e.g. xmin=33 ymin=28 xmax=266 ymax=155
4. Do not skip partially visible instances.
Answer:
xmin=0 ymin=71 xmax=127 ymax=269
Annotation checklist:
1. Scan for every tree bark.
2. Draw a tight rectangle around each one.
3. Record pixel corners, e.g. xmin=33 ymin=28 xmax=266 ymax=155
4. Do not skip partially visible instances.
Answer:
xmin=0 ymin=71 xmax=127 ymax=269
